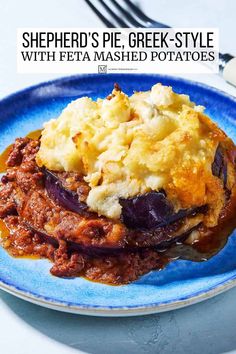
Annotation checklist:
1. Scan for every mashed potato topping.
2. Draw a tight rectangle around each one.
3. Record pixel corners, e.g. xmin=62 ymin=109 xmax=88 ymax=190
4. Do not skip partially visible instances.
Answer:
xmin=36 ymin=83 xmax=226 ymax=222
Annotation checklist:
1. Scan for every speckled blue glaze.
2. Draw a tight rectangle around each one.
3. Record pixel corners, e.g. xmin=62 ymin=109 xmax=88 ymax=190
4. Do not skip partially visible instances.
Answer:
xmin=0 ymin=74 xmax=236 ymax=316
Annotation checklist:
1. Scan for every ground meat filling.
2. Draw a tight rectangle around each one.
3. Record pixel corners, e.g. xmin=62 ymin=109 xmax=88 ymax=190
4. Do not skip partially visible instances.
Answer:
xmin=0 ymin=138 xmax=172 ymax=283
xmin=0 ymin=137 xmax=234 ymax=284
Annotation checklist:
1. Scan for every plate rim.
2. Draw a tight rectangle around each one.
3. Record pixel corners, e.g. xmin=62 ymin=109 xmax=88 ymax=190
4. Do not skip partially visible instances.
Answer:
xmin=0 ymin=73 xmax=236 ymax=108
xmin=0 ymin=73 xmax=236 ymax=316
xmin=1 ymin=275 xmax=236 ymax=316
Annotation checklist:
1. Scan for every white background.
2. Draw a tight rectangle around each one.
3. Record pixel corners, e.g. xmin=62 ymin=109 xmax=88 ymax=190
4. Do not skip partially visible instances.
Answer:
xmin=0 ymin=1 xmax=236 ymax=354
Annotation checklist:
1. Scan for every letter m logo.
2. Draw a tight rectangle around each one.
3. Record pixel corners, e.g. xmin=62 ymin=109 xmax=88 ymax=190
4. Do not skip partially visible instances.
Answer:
xmin=98 ymin=65 xmax=107 ymax=74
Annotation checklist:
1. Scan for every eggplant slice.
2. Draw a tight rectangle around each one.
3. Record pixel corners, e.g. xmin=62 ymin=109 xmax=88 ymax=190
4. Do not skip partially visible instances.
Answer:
xmin=43 ymin=168 xmax=89 ymax=215
xmin=44 ymin=167 xmax=207 ymax=231
xmin=212 ymin=144 xmax=228 ymax=190
xmin=120 ymin=191 xmax=207 ymax=230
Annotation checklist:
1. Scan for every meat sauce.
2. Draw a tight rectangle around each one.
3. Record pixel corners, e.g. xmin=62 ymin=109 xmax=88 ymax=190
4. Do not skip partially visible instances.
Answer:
xmin=0 ymin=129 xmax=42 ymax=174
xmin=166 ymin=189 xmax=236 ymax=261
xmin=0 ymin=132 xmax=236 ymax=284
xmin=0 ymin=138 xmax=169 ymax=284
xmin=0 ymin=145 xmax=13 ymax=174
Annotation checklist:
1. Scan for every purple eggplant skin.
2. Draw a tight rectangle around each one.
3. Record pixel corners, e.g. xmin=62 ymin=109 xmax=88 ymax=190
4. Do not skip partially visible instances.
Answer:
xmin=119 ymin=191 xmax=207 ymax=230
xmin=43 ymin=168 xmax=89 ymax=215
xmin=212 ymin=144 xmax=231 ymax=199
xmin=212 ymin=144 xmax=228 ymax=188
xmin=212 ymin=145 xmax=224 ymax=178
xmin=120 ymin=191 xmax=172 ymax=229
xmin=26 ymin=222 xmax=200 ymax=255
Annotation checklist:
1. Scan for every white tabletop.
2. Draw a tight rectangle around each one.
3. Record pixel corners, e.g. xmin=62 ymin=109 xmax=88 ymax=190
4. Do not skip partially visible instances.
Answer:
xmin=0 ymin=1 xmax=236 ymax=353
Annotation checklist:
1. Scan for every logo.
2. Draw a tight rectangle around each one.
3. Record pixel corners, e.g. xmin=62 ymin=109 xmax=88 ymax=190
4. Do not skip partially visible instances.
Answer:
xmin=98 ymin=65 xmax=107 ymax=74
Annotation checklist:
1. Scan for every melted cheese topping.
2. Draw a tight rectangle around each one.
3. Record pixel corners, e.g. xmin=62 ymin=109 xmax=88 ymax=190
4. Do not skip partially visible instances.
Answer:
xmin=36 ymin=83 xmax=226 ymax=223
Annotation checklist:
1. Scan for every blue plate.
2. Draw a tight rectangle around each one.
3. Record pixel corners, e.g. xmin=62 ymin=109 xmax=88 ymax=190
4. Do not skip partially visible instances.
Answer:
xmin=0 ymin=74 xmax=236 ymax=316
